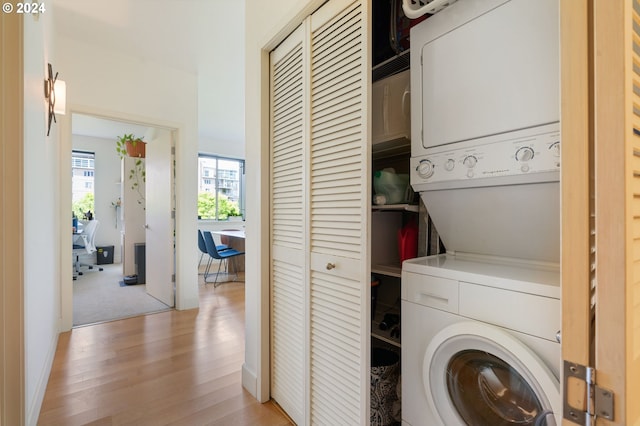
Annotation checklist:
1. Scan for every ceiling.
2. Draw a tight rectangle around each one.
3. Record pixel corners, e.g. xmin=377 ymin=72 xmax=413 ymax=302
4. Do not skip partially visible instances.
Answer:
xmin=53 ymin=0 xmax=245 ymax=143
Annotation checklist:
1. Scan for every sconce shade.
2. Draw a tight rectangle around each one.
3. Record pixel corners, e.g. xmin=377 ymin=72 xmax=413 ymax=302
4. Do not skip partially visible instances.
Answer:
xmin=54 ymin=80 xmax=66 ymax=115
xmin=44 ymin=63 xmax=66 ymax=136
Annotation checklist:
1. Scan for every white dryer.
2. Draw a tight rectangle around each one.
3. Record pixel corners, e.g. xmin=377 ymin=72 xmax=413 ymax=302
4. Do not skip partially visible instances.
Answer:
xmin=401 ymin=254 xmax=561 ymax=426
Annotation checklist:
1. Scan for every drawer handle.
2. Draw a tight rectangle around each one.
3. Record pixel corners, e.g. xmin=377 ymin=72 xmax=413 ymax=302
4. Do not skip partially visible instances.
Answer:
xmin=419 ymin=292 xmax=448 ymax=305
xmin=326 ymin=262 xmax=336 ymax=270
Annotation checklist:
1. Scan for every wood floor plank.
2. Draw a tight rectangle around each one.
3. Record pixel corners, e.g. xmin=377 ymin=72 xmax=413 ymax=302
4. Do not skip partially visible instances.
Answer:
xmin=38 ymin=277 xmax=293 ymax=426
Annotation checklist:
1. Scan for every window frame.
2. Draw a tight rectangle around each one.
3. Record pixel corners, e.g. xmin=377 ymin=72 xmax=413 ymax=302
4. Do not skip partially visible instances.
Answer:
xmin=71 ymin=150 xmax=96 ymax=219
xmin=197 ymin=154 xmax=245 ymax=221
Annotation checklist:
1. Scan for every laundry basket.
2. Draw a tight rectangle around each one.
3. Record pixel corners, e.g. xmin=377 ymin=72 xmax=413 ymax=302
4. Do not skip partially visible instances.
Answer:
xmin=402 ymin=0 xmax=458 ymax=19
xmin=371 ymin=348 xmax=400 ymax=426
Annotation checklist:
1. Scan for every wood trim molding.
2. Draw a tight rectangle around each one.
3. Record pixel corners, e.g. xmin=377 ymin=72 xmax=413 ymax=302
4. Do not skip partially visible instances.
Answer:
xmin=0 ymin=12 xmax=25 ymax=426
xmin=560 ymin=1 xmax=593 ymax=422
xmin=593 ymin=0 xmax=627 ymax=423
xmin=560 ymin=0 xmax=591 ymax=364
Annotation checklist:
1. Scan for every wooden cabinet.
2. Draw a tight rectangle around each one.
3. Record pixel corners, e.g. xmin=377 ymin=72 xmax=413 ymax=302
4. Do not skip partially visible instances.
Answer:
xmin=269 ymin=1 xmax=370 ymax=424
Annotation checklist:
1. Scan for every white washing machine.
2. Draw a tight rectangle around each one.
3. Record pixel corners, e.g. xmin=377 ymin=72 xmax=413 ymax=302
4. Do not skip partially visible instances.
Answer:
xmin=401 ymin=254 xmax=561 ymax=426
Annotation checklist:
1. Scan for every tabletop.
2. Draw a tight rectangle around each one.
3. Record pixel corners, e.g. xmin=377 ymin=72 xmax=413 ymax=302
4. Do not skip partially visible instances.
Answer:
xmin=210 ymin=230 xmax=245 ymax=239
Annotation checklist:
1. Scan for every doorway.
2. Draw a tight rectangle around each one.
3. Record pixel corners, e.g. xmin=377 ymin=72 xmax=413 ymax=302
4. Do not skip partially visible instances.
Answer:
xmin=68 ymin=112 xmax=176 ymax=326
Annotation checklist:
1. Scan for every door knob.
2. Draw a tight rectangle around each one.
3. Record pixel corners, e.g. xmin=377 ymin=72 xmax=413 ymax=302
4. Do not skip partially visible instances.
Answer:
xmin=326 ymin=262 xmax=336 ymax=270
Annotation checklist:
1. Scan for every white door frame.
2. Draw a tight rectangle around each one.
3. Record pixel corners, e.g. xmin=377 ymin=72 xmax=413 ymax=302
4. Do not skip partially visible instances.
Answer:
xmin=59 ymin=106 xmax=180 ymax=331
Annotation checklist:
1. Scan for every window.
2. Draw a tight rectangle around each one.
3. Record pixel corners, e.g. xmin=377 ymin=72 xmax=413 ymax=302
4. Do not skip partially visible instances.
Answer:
xmin=72 ymin=151 xmax=95 ymax=219
xmin=72 ymin=156 xmax=94 ymax=169
xmin=198 ymin=155 xmax=245 ymax=220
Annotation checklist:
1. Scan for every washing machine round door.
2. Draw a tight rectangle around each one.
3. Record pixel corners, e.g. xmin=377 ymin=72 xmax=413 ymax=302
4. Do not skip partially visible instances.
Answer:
xmin=423 ymin=321 xmax=561 ymax=426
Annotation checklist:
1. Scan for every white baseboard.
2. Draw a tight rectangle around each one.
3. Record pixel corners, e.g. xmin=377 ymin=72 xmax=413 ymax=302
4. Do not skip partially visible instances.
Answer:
xmin=27 ymin=331 xmax=59 ymax=426
xmin=242 ymin=363 xmax=258 ymax=399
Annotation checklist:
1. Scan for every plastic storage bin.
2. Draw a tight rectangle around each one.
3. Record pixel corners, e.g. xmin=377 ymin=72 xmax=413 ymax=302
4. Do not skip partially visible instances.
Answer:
xmin=373 ymin=168 xmax=410 ymax=205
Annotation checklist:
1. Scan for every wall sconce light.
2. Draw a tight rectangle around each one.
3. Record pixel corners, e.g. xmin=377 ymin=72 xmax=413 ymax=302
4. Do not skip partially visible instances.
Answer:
xmin=44 ymin=63 xmax=66 ymax=136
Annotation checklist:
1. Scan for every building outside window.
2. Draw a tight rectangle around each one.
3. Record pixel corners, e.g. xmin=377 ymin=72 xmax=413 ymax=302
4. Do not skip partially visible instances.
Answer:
xmin=198 ymin=155 xmax=245 ymax=220
xmin=72 ymin=151 xmax=95 ymax=219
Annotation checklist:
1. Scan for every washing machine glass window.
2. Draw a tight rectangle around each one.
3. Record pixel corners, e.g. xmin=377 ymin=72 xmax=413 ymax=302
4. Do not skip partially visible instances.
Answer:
xmin=423 ymin=322 xmax=560 ymax=426
xmin=447 ymin=350 xmax=548 ymax=426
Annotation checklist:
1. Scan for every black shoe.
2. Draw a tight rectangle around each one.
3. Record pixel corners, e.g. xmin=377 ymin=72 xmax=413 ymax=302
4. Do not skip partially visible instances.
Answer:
xmin=379 ymin=313 xmax=399 ymax=330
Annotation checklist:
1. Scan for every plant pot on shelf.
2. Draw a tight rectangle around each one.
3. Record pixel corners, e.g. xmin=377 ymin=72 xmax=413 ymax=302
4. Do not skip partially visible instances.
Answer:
xmin=125 ymin=140 xmax=146 ymax=158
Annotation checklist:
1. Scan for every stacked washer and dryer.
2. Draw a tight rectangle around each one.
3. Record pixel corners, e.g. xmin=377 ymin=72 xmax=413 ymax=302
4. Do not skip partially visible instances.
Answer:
xmin=401 ymin=0 xmax=562 ymax=425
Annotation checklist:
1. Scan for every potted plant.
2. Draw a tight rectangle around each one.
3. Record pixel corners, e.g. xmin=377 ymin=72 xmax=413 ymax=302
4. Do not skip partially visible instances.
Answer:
xmin=116 ymin=134 xmax=146 ymax=207
xmin=116 ymin=133 xmax=146 ymax=158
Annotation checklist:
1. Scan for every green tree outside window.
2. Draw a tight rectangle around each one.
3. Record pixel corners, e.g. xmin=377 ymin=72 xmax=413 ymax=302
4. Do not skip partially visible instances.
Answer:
xmin=72 ymin=192 xmax=95 ymax=219
xmin=198 ymin=192 xmax=241 ymax=220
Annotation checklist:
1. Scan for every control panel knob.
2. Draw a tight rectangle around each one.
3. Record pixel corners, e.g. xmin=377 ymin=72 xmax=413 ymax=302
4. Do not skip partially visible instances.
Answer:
xmin=416 ymin=159 xmax=435 ymax=179
xmin=515 ymin=147 xmax=535 ymax=162
xmin=549 ymin=141 xmax=560 ymax=157
xmin=444 ymin=159 xmax=455 ymax=171
xmin=463 ymin=155 xmax=477 ymax=169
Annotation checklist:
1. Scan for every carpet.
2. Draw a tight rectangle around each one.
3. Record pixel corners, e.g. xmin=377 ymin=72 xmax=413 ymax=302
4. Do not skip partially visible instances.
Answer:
xmin=73 ymin=263 xmax=171 ymax=326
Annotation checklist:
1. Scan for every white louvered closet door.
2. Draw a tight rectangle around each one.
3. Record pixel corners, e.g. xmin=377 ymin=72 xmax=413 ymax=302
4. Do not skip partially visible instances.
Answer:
xmin=269 ymin=24 xmax=307 ymax=426
xmin=309 ymin=1 xmax=370 ymax=424
xmin=269 ymin=1 xmax=369 ymax=424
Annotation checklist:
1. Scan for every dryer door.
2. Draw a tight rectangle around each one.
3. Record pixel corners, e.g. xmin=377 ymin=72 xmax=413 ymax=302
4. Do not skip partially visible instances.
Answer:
xmin=423 ymin=321 xmax=561 ymax=426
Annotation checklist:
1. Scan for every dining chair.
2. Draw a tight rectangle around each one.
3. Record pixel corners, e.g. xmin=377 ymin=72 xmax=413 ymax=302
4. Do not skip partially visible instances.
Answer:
xmin=197 ymin=230 xmax=229 ymax=272
xmin=202 ymin=231 xmax=244 ymax=286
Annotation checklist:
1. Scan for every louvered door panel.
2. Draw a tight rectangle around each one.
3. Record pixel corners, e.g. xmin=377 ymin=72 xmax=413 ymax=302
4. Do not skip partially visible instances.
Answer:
xmin=626 ymin=2 xmax=640 ymax=418
xmin=629 ymin=1 xmax=640 ymax=356
xmin=309 ymin=1 xmax=369 ymax=424
xmin=310 ymin=1 xmax=365 ymax=260
xmin=269 ymin=25 xmax=306 ymax=425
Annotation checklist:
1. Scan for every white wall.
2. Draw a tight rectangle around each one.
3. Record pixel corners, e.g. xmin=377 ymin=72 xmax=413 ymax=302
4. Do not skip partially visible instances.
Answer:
xmin=72 ymin=134 xmax=123 ymax=263
xmin=56 ymin=35 xmax=200 ymax=312
xmin=197 ymin=1 xmax=246 ymax=159
xmin=197 ymin=69 xmax=245 ymax=159
xmin=243 ymin=0 xmax=321 ymax=401
xmin=23 ymin=10 xmax=62 ymax=425
xmin=198 ymin=133 xmax=245 ymax=159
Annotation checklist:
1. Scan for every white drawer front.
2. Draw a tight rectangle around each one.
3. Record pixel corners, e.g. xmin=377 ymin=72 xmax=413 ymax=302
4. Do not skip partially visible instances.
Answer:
xmin=402 ymin=272 xmax=459 ymax=313
xmin=459 ymin=282 xmax=560 ymax=341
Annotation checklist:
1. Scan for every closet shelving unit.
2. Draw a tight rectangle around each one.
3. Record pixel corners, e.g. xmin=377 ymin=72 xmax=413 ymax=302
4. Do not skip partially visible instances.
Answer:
xmin=370 ymin=146 xmax=420 ymax=351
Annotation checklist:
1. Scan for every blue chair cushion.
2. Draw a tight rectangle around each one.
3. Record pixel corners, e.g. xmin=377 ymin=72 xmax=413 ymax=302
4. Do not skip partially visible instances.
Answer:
xmin=218 ymin=249 xmax=244 ymax=259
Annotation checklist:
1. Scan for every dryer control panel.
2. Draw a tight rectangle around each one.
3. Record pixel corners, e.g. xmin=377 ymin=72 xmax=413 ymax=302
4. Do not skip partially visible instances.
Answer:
xmin=411 ymin=124 xmax=560 ymax=191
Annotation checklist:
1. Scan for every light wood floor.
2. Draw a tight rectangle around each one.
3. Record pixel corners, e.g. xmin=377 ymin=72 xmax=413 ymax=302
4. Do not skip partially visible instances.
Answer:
xmin=38 ymin=275 xmax=293 ymax=426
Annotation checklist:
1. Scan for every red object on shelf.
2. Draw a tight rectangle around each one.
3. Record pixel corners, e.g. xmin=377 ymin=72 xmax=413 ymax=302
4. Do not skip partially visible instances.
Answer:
xmin=398 ymin=217 xmax=418 ymax=263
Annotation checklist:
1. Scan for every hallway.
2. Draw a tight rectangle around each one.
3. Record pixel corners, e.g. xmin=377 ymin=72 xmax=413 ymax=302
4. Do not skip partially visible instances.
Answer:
xmin=38 ymin=275 xmax=292 ymax=425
